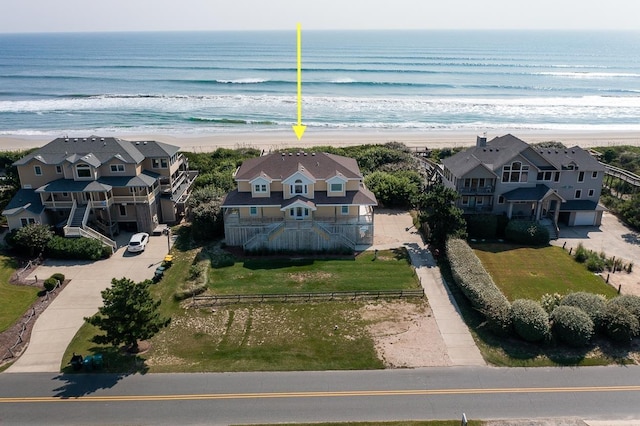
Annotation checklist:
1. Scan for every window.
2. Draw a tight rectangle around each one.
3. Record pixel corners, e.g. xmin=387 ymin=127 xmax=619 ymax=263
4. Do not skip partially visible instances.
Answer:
xmin=249 ymin=206 xmax=258 ymax=216
xmin=592 ymin=171 xmax=598 ymax=179
xmin=56 ymin=165 xmax=62 ymax=174
xmin=476 ymin=197 xmax=484 ymax=205
xmin=330 ymin=183 xmax=343 ymax=192
xmin=110 ymin=164 xmax=125 ymax=173
xmin=34 ymin=165 xmax=42 ymax=176
xmin=161 ymin=159 xmax=168 ymax=168
xmin=554 ymin=172 xmax=560 ymax=182
xmin=152 ymin=158 xmax=168 ymax=169
xmin=341 ymin=205 xmax=349 ymax=215
xmin=254 ymin=184 xmax=267 ymax=193
xmin=119 ymin=204 xmax=127 ymax=216
xmin=578 ymin=171 xmax=585 ymax=182
xmin=537 ymin=171 xmax=553 ymax=181
xmin=20 ymin=218 xmax=36 ymax=227
xmin=588 ymin=189 xmax=595 ymax=197
xmin=575 ymin=189 xmax=582 ymax=199
xmin=289 ymin=207 xmax=309 ymax=219
xmin=292 ymin=179 xmax=306 ymax=195
xmin=461 ymin=196 xmax=469 ymax=206
xmin=498 ymin=196 xmax=505 ymax=204
xmin=76 ymin=164 xmax=91 ymax=178
xmin=502 ymin=161 xmax=529 ymax=183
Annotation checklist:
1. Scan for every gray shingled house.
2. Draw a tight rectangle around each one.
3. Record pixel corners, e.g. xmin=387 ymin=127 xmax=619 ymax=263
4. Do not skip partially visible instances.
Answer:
xmin=222 ymin=151 xmax=377 ymax=252
xmin=441 ymin=134 xmax=605 ymax=236
xmin=3 ymin=136 xmax=197 ymax=249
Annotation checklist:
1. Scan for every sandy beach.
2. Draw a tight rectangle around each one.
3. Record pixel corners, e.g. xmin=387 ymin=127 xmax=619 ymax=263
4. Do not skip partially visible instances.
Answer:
xmin=2 ymin=129 xmax=640 ymax=152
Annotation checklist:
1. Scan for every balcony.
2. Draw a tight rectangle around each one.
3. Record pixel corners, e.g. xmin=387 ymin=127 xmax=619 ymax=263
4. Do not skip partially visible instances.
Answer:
xmin=458 ymin=186 xmax=495 ymax=195
xmin=461 ymin=205 xmax=494 ymax=214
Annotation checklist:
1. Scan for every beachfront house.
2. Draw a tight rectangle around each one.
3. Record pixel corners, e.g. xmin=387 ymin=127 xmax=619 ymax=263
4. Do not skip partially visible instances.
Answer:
xmin=441 ymin=134 xmax=605 ymax=236
xmin=2 ymin=136 xmax=197 ymax=249
xmin=222 ymin=151 xmax=377 ymax=252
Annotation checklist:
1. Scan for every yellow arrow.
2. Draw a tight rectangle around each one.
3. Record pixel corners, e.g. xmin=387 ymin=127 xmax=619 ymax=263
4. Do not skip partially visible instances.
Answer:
xmin=292 ymin=23 xmax=306 ymax=140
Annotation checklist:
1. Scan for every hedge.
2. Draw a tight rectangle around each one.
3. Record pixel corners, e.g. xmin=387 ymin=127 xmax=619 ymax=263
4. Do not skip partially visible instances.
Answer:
xmin=466 ymin=214 xmax=498 ymax=239
xmin=504 ymin=220 xmax=549 ymax=246
xmin=607 ymin=295 xmax=640 ymax=323
xmin=511 ymin=299 xmax=550 ymax=342
xmin=550 ymin=306 xmax=594 ymax=347
xmin=603 ymin=303 xmax=639 ymax=343
xmin=446 ymin=237 xmax=512 ymax=335
xmin=46 ymin=235 xmax=112 ymax=260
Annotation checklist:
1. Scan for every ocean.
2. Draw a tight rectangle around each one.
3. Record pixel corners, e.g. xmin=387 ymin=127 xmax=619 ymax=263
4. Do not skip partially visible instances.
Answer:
xmin=1 ymin=30 xmax=640 ymax=136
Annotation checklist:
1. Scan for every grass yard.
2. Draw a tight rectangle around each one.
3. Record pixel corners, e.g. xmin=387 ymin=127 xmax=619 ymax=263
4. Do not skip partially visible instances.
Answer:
xmin=0 ymin=255 xmax=39 ymax=333
xmin=472 ymin=243 xmax=618 ymax=301
xmin=209 ymin=248 xmax=419 ymax=294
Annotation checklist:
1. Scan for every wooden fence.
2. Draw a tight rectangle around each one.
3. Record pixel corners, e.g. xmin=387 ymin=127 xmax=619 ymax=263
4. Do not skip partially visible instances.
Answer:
xmin=190 ymin=289 xmax=425 ymax=307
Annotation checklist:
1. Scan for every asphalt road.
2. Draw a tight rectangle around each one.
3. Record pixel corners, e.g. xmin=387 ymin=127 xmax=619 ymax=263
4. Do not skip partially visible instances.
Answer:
xmin=1 ymin=367 xmax=639 ymax=425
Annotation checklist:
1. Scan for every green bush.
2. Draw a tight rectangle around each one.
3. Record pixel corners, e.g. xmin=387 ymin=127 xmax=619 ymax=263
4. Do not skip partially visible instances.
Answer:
xmin=446 ymin=238 xmax=512 ymax=335
xmin=511 ymin=299 xmax=550 ymax=342
xmin=50 ymin=272 xmax=65 ymax=283
xmin=585 ymin=252 xmax=606 ymax=272
xmin=574 ymin=243 xmax=589 ymax=263
xmin=550 ymin=306 xmax=594 ymax=347
xmin=560 ymin=292 xmax=606 ymax=330
xmin=608 ymin=295 xmax=640 ymax=322
xmin=540 ymin=293 xmax=562 ymax=314
xmin=603 ymin=303 xmax=640 ymax=343
xmin=504 ymin=220 xmax=549 ymax=246
xmin=43 ymin=277 xmax=58 ymax=292
xmin=45 ymin=236 xmax=111 ymax=260
xmin=466 ymin=214 xmax=498 ymax=239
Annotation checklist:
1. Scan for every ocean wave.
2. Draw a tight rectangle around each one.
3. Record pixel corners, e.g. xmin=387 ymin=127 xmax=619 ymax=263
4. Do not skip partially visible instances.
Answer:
xmin=187 ymin=117 xmax=277 ymax=125
xmin=215 ymin=78 xmax=269 ymax=84
xmin=537 ymin=71 xmax=640 ymax=79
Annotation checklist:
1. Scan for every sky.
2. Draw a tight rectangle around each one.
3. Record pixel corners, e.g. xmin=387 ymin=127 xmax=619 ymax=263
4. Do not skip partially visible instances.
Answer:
xmin=1 ymin=0 xmax=640 ymax=33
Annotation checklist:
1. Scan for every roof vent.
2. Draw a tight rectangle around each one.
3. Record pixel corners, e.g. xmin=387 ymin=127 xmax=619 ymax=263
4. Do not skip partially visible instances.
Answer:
xmin=92 ymin=138 xmax=96 ymax=141
xmin=316 ymin=161 xmax=320 ymax=167
xmin=288 ymin=152 xmax=292 ymax=156
xmin=136 ymin=141 xmax=140 ymax=145
xmin=74 ymin=138 xmax=78 ymax=142
xmin=571 ymin=150 xmax=575 ymax=154
xmin=296 ymin=152 xmax=300 ymax=156
xmin=311 ymin=152 xmax=316 ymax=156
xmin=101 ymin=138 xmax=105 ymax=142
xmin=64 ymin=138 xmax=69 ymax=142
xmin=281 ymin=153 xmax=285 ymax=156
xmin=143 ymin=141 xmax=147 ymax=145
xmin=83 ymin=138 xmax=87 ymax=141
xmin=304 ymin=152 xmax=307 ymax=156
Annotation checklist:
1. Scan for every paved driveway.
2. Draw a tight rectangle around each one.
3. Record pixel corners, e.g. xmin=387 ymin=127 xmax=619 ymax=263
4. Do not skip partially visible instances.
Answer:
xmin=6 ymin=232 xmax=172 ymax=373
xmin=552 ymin=211 xmax=640 ymax=295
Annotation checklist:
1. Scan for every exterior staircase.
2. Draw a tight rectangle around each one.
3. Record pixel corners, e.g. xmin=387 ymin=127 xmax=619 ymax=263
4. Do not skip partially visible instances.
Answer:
xmin=539 ymin=218 xmax=559 ymax=240
xmin=63 ymin=201 xmax=117 ymax=253
xmin=70 ymin=204 xmax=88 ymax=227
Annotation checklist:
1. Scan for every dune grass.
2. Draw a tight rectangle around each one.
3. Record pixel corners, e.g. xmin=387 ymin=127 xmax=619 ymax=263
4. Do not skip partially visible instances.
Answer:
xmin=0 ymin=255 xmax=39 ymax=333
xmin=471 ymin=243 xmax=618 ymax=301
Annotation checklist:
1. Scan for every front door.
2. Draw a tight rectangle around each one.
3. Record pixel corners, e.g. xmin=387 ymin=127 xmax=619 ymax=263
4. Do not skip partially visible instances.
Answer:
xmin=291 ymin=207 xmax=308 ymax=220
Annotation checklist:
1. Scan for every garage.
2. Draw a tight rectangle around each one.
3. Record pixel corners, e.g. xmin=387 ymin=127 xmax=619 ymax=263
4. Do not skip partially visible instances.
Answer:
xmin=573 ymin=211 xmax=597 ymax=226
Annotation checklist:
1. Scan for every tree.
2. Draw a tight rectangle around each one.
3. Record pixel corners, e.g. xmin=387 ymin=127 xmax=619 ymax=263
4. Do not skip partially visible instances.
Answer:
xmin=417 ymin=183 xmax=467 ymax=249
xmin=187 ymin=186 xmax=225 ymax=239
xmin=85 ymin=277 xmax=170 ymax=352
xmin=10 ymin=223 xmax=54 ymax=256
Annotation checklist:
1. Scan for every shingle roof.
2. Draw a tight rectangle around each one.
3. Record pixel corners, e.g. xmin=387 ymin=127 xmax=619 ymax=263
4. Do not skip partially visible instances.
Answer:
xmin=442 ymin=134 xmax=529 ymax=176
xmin=222 ymin=188 xmax=377 ymax=208
xmin=35 ymin=171 xmax=160 ymax=193
xmin=235 ymin=152 xmax=362 ymax=181
xmin=13 ymin=136 xmax=179 ymax=167
xmin=1 ymin=189 xmax=44 ymax=216
xmin=535 ymin=146 xmax=605 ymax=171
xmin=501 ymin=184 xmax=554 ymax=202
xmin=560 ymin=200 xmax=605 ymax=211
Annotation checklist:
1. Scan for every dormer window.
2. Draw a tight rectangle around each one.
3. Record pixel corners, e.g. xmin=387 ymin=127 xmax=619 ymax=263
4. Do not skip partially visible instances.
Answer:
xmin=254 ymin=183 xmax=267 ymax=193
xmin=292 ymin=179 xmax=307 ymax=195
xmin=152 ymin=158 xmax=168 ymax=169
xmin=76 ymin=164 xmax=91 ymax=178
xmin=111 ymin=164 xmax=125 ymax=173
xmin=330 ymin=183 xmax=343 ymax=192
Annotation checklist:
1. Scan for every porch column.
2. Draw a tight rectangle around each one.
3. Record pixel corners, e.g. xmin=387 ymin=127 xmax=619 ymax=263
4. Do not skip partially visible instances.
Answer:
xmin=535 ymin=202 xmax=542 ymax=220
xmin=507 ymin=202 xmax=514 ymax=219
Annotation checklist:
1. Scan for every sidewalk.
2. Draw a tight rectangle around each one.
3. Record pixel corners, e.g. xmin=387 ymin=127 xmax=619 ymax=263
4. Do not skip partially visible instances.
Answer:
xmin=369 ymin=210 xmax=485 ymax=366
xmin=6 ymin=234 xmax=171 ymax=373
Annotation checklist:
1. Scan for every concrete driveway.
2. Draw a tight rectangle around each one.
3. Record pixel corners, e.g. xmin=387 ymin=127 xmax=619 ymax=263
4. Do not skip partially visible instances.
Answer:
xmin=552 ymin=211 xmax=640 ymax=295
xmin=6 ymin=232 xmax=172 ymax=373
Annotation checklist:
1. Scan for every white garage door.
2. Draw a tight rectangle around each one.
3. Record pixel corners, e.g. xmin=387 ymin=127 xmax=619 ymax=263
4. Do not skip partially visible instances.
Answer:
xmin=574 ymin=211 xmax=596 ymax=226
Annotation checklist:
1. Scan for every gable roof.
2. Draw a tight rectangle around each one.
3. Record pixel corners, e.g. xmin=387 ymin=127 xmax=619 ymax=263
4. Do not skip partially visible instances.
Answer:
xmin=535 ymin=146 xmax=605 ymax=171
xmin=13 ymin=136 xmax=180 ymax=167
xmin=235 ymin=152 xmax=362 ymax=182
xmin=442 ymin=134 xmax=531 ymax=176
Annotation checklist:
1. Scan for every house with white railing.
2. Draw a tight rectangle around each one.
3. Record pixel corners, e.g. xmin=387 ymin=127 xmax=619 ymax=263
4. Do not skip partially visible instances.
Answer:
xmin=2 ymin=136 xmax=197 ymax=248
xmin=222 ymin=151 xmax=377 ymax=252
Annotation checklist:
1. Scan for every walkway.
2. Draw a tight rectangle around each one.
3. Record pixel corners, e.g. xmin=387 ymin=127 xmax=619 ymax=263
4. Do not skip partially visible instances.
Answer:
xmin=368 ymin=210 xmax=485 ymax=366
xmin=6 ymin=233 xmax=172 ymax=373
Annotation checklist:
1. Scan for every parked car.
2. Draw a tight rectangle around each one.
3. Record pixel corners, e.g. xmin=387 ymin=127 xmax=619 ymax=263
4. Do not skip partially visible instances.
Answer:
xmin=127 ymin=232 xmax=149 ymax=253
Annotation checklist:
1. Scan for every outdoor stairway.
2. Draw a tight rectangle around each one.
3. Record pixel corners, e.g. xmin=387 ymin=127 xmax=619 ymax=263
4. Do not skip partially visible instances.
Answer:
xmin=539 ymin=218 xmax=559 ymax=240
xmin=70 ymin=204 xmax=88 ymax=227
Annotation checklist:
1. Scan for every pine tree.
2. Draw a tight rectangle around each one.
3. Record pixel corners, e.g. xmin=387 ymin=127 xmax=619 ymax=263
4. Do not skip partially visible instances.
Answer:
xmin=85 ymin=277 xmax=170 ymax=352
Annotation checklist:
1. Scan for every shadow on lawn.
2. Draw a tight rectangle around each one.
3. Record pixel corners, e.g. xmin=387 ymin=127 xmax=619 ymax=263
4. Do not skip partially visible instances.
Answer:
xmin=470 ymin=242 xmax=550 ymax=254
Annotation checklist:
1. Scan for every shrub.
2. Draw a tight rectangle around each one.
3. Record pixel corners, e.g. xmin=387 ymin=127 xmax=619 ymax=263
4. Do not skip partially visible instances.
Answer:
xmin=608 ymin=295 xmax=640 ymax=322
xmin=511 ymin=299 xmax=550 ymax=343
xmin=504 ymin=220 xmax=549 ymax=246
xmin=540 ymin=293 xmax=562 ymax=314
xmin=43 ymin=277 xmax=58 ymax=292
xmin=560 ymin=292 xmax=606 ymax=330
xmin=602 ymin=303 xmax=639 ymax=343
xmin=46 ymin=236 xmax=111 ymax=260
xmin=50 ymin=272 xmax=65 ymax=283
xmin=550 ymin=306 xmax=594 ymax=347
xmin=446 ymin=238 xmax=512 ymax=335
xmin=574 ymin=243 xmax=589 ymax=263
xmin=585 ymin=252 xmax=606 ymax=272
xmin=466 ymin=215 xmax=498 ymax=239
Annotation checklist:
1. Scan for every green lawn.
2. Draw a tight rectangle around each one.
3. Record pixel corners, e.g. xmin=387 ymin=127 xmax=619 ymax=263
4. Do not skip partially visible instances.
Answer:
xmin=0 ymin=255 xmax=39 ymax=332
xmin=209 ymin=248 xmax=419 ymax=294
xmin=472 ymin=243 xmax=618 ymax=301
